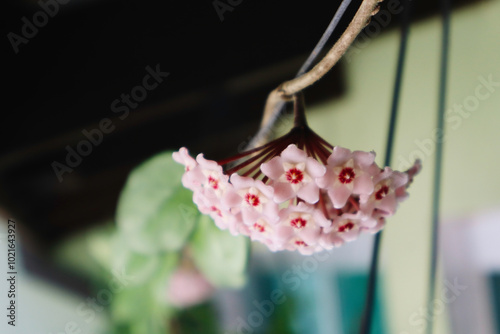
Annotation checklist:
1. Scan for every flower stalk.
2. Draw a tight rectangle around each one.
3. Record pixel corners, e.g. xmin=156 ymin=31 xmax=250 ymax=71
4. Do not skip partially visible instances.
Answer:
xmin=258 ymin=0 xmax=383 ymax=147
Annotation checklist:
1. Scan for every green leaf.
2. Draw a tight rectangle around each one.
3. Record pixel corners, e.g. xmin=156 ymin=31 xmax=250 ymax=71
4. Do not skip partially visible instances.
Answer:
xmin=110 ymin=251 xmax=178 ymax=333
xmin=111 ymin=283 xmax=171 ymax=333
xmin=53 ymin=222 xmax=115 ymax=281
xmin=114 ymin=247 xmax=162 ymax=286
xmin=116 ymin=151 xmax=198 ymax=254
xmin=190 ymin=214 xmax=249 ymax=288
xmin=85 ymin=222 xmax=115 ymax=269
xmin=141 ymin=188 xmax=199 ymax=252
xmin=149 ymin=253 xmax=181 ymax=305
xmin=111 ymin=284 xmax=153 ymax=323
xmin=174 ymin=303 xmax=221 ymax=334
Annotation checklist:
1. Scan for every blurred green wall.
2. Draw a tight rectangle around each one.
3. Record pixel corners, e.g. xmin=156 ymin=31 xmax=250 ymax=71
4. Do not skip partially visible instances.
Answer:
xmin=307 ymin=1 xmax=500 ymax=332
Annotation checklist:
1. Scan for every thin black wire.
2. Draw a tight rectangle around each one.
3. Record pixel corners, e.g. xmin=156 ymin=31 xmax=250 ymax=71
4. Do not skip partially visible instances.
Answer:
xmin=296 ymin=0 xmax=353 ymax=77
xmin=248 ymin=0 xmax=353 ymax=149
xmin=426 ymin=0 xmax=451 ymax=333
xmin=359 ymin=1 xmax=413 ymax=333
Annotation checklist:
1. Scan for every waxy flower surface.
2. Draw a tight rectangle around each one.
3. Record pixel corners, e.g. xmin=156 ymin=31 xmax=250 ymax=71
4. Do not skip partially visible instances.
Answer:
xmin=173 ymin=101 xmax=420 ymax=255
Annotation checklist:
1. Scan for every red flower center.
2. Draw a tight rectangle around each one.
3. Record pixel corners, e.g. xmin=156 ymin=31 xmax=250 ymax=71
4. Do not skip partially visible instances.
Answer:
xmin=253 ymin=223 xmax=265 ymax=233
xmin=375 ymin=185 xmax=389 ymax=200
xmin=290 ymin=217 xmax=307 ymax=229
xmin=208 ymin=176 xmax=219 ymax=190
xmin=338 ymin=167 xmax=356 ymax=184
xmin=295 ymin=240 xmax=308 ymax=247
xmin=338 ymin=221 xmax=354 ymax=232
xmin=245 ymin=193 xmax=260 ymax=207
xmin=286 ymin=168 xmax=304 ymax=184
xmin=210 ymin=206 xmax=222 ymax=217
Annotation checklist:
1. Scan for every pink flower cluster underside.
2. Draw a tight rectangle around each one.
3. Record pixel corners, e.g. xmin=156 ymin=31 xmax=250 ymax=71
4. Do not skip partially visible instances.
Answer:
xmin=174 ymin=144 xmax=420 ymax=255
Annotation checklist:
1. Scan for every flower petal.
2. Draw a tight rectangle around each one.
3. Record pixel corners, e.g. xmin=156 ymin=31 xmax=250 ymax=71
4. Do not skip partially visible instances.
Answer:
xmin=273 ymin=182 xmax=295 ymax=203
xmin=280 ymin=144 xmax=307 ymax=163
xmin=255 ymin=180 xmax=275 ymax=199
xmin=172 ymin=147 xmax=196 ymax=169
xmin=353 ymin=150 xmax=375 ymax=167
xmin=353 ymin=173 xmax=374 ymax=195
xmin=306 ymin=158 xmax=327 ymax=178
xmin=297 ymin=182 xmax=320 ymax=204
xmin=327 ymin=146 xmax=352 ymax=166
xmin=181 ymin=167 xmax=204 ymax=191
xmin=261 ymin=156 xmax=284 ymax=180
xmin=339 ymin=228 xmax=359 ymax=242
xmin=319 ymin=233 xmax=344 ymax=250
xmin=328 ymin=185 xmax=352 ymax=209
xmin=196 ymin=154 xmax=220 ymax=171
xmin=221 ymin=189 xmax=242 ymax=208
xmin=313 ymin=210 xmax=332 ymax=228
xmin=377 ymin=194 xmax=397 ymax=214
xmin=316 ymin=169 xmax=335 ymax=188
xmin=229 ymin=173 xmax=254 ymax=189
xmin=263 ymin=203 xmax=279 ymax=223
xmin=391 ymin=171 xmax=409 ymax=189
xmin=299 ymin=227 xmax=321 ymax=245
xmin=274 ymin=225 xmax=294 ymax=242
xmin=241 ymin=207 xmax=262 ymax=225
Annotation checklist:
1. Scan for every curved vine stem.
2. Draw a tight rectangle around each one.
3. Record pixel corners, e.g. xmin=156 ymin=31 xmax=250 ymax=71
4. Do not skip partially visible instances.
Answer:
xmin=257 ymin=0 xmax=383 ymax=142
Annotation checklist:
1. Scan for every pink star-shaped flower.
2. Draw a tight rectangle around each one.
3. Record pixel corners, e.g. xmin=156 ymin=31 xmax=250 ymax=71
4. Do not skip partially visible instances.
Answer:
xmin=261 ymin=144 xmax=326 ymax=204
xmin=196 ymin=154 xmax=230 ymax=199
xmin=360 ymin=167 xmax=408 ymax=216
xmin=317 ymin=146 xmax=378 ymax=209
xmin=222 ymin=174 xmax=279 ymax=224
xmin=247 ymin=217 xmax=289 ymax=252
xmin=172 ymin=147 xmax=204 ymax=191
xmin=275 ymin=202 xmax=331 ymax=248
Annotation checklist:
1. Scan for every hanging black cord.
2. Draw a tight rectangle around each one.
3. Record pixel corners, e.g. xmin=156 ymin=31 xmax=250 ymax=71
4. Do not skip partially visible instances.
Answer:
xmin=359 ymin=1 xmax=413 ymax=333
xmin=296 ymin=0 xmax=353 ymax=77
xmin=249 ymin=0 xmax=353 ymax=149
xmin=426 ymin=0 xmax=451 ymax=333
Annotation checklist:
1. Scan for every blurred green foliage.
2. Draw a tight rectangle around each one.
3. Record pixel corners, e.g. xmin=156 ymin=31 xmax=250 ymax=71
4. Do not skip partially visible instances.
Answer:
xmin=55 ymin=151 xmax=250 ymax=334
xmin=191 ymin=214 xmax=249 ymax=288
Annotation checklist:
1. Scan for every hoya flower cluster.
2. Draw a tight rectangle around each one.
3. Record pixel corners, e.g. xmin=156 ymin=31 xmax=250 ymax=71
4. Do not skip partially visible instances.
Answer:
xmin=173 ymin=99 xmax=420 ymax=255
